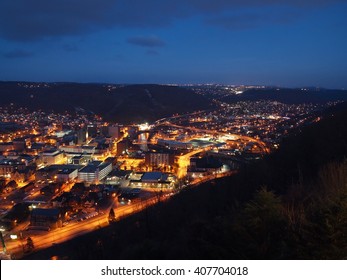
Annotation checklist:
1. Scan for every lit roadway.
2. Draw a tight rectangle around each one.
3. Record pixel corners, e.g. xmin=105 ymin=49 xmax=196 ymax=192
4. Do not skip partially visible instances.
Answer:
xmin=156 ymin=121 xmax=270 ymax=154
xmin=5 ymin=194 xmax=165 ymax=257
xmin=154 ymin=110 xmax=208 ymax=126
xmin=4 ymin=171 xmax=236 ymax=257
xmin=188 ymin=170 xmax=238 ymax=186
xmin=167 ymin=121 xmax=269 ymax=178
xmin=3 ymin=114 xmax=268 ymax=257
xmin=176 ymin=147 xmax=212 ymax=178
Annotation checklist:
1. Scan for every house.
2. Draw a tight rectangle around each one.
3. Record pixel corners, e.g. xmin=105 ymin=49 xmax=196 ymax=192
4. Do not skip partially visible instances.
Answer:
xmin=187 ymin=156 xmax=223 ymax=179
xmin=67 ymin=195 xmax=82 ymax=210
xmin=4 ymin=180 xmax=17 ymax=193
xmin=83 ymin=192 xmax=99 ymax=208
xmin=0 ymin=159 xmax=26 ymax=177
xmin=105 ymin=169 xmax=132 ymax=184
xmin=40 ymin=183 xmax=63 ymax=196
xmin=36 ymin=166 xmax=59 ymax=181
xmin=129 ymin=172 xmax=177 ymax=188
xmin=70 ymin=182 xmax=87 ymax=196
xmin=30 ymin=208 xmax=62 ymax=230
xmin=51 ymin=192 xmax=71 ymax=208
xmin=40 ymin=149 xmax=65 ymax=165
xmin=12 ymin=166 xmax=35 ymax=184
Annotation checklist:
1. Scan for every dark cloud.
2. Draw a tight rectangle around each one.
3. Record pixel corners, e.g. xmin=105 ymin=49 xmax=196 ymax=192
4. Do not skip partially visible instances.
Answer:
xmin=127 ymin=36 xmax=165 ymax=48
xmin=3 ymin=49 xmax=34 ymax=59
xmin=0 ymin=0 xmax=344 ymax=41
xmin=0 ymin=0 xmax=116 ymax=41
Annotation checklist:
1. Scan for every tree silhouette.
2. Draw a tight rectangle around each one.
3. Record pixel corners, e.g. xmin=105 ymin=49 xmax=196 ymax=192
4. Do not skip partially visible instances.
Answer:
xmin=108 ymin=208 xmax=116 ymax=223
xmin=236 ymin=187 xmax=289 ymax=259
xmin=25 ymin=237 xmax=34 ymax=252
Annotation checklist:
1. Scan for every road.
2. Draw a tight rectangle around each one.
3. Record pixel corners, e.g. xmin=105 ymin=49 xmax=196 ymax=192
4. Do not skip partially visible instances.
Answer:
xmin=188 ymin=170 xmax=238 ymax=186
xmin=156 ymin=121 xmax=270 ymax=154
xmin=176 ymin=146 xmax=212 ymax=178
xmin=5 ymin=194 xmax=164 ymax=257
xmin=3 ymin=165 xmax=237 ymax=259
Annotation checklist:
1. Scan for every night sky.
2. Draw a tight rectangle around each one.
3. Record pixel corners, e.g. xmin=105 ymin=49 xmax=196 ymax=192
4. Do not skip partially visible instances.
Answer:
xmin=1 ymin=0 xmax=347 ymax=88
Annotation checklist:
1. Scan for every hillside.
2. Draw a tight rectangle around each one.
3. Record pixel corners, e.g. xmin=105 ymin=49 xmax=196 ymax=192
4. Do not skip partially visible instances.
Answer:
xmin=24 ymin=102 xmax=347 ymax=260
xmin=0 ymin=82 xmax=214 ymax=123
xmin=220 ymin=88 xmax=347 ymax=104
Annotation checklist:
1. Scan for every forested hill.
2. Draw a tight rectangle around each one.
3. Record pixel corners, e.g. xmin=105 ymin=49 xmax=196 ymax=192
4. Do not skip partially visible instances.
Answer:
xmin=0 ymin=82 xmax=213 ymax=123
xmin=25 ymin=102 xmax=347 ymax=260
xmin=221 ymin=87 xmax=347 ymax=104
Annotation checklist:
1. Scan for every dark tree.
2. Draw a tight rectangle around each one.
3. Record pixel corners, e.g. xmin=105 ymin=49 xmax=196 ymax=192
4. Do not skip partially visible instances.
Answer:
xmin=25 ymin=237 xmax=34 ymax=252
xmin=108 ymin=208 xmax=116 ymax=223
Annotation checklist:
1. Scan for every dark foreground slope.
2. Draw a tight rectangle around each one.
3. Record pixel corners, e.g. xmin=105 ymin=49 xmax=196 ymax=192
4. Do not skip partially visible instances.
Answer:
xmin=26 ymin=103 xmax=347 ymax=260
xmin=0 ymin=82 xmax=213 ymax=123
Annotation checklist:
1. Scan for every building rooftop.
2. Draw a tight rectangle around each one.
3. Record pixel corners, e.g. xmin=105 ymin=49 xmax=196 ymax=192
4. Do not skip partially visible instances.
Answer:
xmin=108 ymin=169 xmax=132 ymax=178
xmin=71 ymin=155 xmax=83 ymax=160
xmin=38 ymin=164 xmax=83 ymax=172
xmin=141 ymin=172 xmax=168 ymax=182
xmin=31 ymin=208 xmax=60 ymax=217
xmin=41 ymin=149 xmax=61 ymax=156
xmin=79 ymin=165 xmax=98 ymax=173
xmin=57 ymin=168 xmax=77 ymax=175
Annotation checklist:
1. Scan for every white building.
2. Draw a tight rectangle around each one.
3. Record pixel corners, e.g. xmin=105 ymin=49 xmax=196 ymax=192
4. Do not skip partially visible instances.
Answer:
xmin=56 ymin=168 xmax=78 ymax=182
xmin=78 ymin=161 xmax=112 ymax=183
xmin=40 ymin=149 xmax=65 ymax=165
xmin=60 ymin=145 xmax=96 ymax=154
xmin=108 ymin=125 xmax=120 ymax=139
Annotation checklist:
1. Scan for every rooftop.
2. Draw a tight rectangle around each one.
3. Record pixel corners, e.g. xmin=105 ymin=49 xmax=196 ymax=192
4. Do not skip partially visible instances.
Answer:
xmin=141 ymin=172 xmax=168 ymax=182
xmin=31 ymin=208 xmax=60 ymax=217
xmin=57 ymin=168 xmax=77 ymax=175
xmin=79 ymin=165 xmax=98 ymax=173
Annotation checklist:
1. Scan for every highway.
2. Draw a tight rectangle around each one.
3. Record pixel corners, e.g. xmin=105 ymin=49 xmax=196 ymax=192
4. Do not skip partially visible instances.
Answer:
xmin=3 ymin=165 xmax=237 ymax=259
xmin=157 ymin=121 xmax=270 ymax=154
xmin=5 ymin=194 xmax=164 ymax=257
xmin=176 ymin=146 xmax=212 ymax=178
xmin=2 ymin=113 xmax=267 ymax=258
xmin=188 ymin=170 xmax=238 ymax=186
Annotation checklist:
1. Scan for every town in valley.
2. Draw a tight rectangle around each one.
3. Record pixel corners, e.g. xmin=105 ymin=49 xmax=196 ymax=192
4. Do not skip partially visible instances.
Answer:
xmin=0 ymin=82 xmax=342 ymax=259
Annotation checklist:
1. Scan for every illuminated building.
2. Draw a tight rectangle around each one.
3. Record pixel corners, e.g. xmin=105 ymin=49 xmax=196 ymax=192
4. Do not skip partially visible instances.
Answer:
xmin=0 ymin=159 xmax=26 ymax=177
xmin=40 ymin=149 xmax=65 ymax=165
xmin=70 ymin=155 xmax=88 ymax=165
xmin=105 ymin=169 xmax=132 ymax=184
xmin=76 ymin=129 xmax=87 ymax=145
xmin=87 ymin=124 xmax=97 ymax=138
xmin=157 ymin=139 xmax=193 ymax=149
xmin=145 ymin=152 xmax=174 ymax=167
xmin=40 ymin=183 xmax=63 ymax=196
xmin=36 ymin=164 xmax=82 ymax=181
xmin=13 ymin=138 xmax=27 ymax=152
xmin=77 ymin=161 xmax=112 ymax=183
xmin=29 ymin=208 xmax=62 ymax=230
xmin=187 ymin=156 xmax=223 ymax=179
xmin=108 ymin=124 xmax=120 ymax=139
xmin=0 ymin=142 xmax=14 ymax=152
xmin=56 ymin=168 xmax=78 ymax=182
xmin=129 ymin=171 xmax=177 ymax=188
xmin=60 ymin=145 xmax=96 ymax=154
xmin=116 ymin=139 xmax=130 ymax=156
